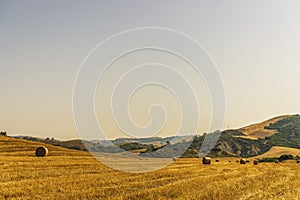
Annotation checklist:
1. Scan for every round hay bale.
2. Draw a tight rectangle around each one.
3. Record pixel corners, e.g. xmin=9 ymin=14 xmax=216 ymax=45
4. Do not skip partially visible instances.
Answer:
xmin=275 ymin=159 xmax=279 ymax=163
xmin=215 ymin=159 xmax=219 ymax=162
xmin=253 ymin=160 xmax=259 ymax=165
xmin=35 ymin=146 xmax=48 ymax=157
xmin=246 ymin=159 xmax=250 ymax=163
xmin=228 ymin=160 xmax=232 ymax=163
xmin=236 ymin=160 xmax=239 ymax=163
xmin=240 ymin=158 xmax=246 ymax=164
xmin=296 ymin=160 xmax=300 ymax=164
xmin=202 ymin=157 xmax=211 ymax=165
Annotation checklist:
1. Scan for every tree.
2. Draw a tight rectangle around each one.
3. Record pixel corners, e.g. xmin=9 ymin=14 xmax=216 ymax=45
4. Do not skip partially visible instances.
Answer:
xmin=0 ymin=132 xmax=7 ymax=136
xmin=146 ymin=144 xmax=155 ymax=152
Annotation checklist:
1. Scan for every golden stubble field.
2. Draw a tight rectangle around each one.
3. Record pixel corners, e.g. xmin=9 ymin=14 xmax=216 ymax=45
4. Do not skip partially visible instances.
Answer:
xmin=1 ymin=136 xmax=300 ymax=200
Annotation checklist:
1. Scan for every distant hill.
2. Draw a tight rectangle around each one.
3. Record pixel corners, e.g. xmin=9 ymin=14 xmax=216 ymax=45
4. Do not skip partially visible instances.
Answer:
xmin=195 ymin=114 xmax=300 ymax=158
xmin=9 ymin=114 xmax=300 ymax=158
xmin=13 ymin=135 xmax=192 ymax=154
xmin=12 ymin=136 xmax=125 ymax=153
xmin=265 ymin=115 xmax=300 ymax=148
xmin=238 ymin=115 xmax=290 ymax=139
xmin=186 ymin=130 xmax=269 ymax=158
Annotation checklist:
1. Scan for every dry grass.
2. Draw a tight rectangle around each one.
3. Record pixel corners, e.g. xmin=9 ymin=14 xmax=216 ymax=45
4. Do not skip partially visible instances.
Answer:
xmin=238 ymin=115 xmax=290 ymax=139
xmin=254 ymin=146 xmax=300 ymax=159
xmin=1 ymin=136 xmax=300 ymax=200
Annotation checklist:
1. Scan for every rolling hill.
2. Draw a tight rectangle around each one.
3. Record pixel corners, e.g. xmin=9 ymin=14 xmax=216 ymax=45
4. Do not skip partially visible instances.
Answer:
xmin=238 ymin=115 xmax=290 ymax=139
xmin=187 ymin=114 xmax=300 ymax=158
xmin=0 ymin=135 xmax=87 ymax=157
xmin=254 ymin=146 xmax=300 ymax=159
xmin=6 ymin=114 xmax=300 ymax=159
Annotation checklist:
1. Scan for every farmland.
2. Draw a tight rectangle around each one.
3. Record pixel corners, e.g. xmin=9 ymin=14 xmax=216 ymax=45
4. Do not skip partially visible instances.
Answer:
xmin=1 ymin=136 xmax=300 ymax=199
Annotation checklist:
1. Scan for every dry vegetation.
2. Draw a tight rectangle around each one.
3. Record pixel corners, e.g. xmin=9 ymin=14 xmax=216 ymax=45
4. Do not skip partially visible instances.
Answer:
xmin=238 ymin=115 xmax=290 ymax=139
xmin=1 ymin=136 xmax=300 ymax=200
xmin=254 ymin=146 xmax=300 ymax=159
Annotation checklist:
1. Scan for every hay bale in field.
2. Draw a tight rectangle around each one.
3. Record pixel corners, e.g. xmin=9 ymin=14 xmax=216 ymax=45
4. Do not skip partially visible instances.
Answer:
xmin=240 ymin=158 xmax=246 ymax=164
xmin=253 ymin=160 xmax=258 ymax=165
xmin=215 ymin=159 xmax=219 ymax=162
xmin=228 ymin=160 xmax=232 ymax=163
xmin=296 ymin=160 xmax=300 ymax=164
xmin=236 ymin=160 xmax=239 ymax=163
xmin=246 ymin=159 xmax=250 ymax=163
xmin=202 ymin=157 xmax=211 ymax=164
xmin=35 ymin=146 xmax=48 ymax=157
xmin=275 ymin=159 xmax=279 ymax=163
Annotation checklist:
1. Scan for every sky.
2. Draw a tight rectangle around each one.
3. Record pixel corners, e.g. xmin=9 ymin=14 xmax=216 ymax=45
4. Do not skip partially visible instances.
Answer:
xmin=1 ymin=1 xmax=300 ymax=140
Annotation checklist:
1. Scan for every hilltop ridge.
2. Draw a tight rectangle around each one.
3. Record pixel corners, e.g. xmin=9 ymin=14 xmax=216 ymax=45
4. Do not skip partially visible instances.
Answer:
xmin=4 ymin=114 xmax=300 ymax=158
xmin=238 ymin=115 xmax=290 ymax=139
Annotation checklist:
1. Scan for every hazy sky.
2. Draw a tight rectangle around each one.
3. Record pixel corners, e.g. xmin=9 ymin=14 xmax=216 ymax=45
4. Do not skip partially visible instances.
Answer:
xmin=1 ymin=1 xmax=300 ymax=140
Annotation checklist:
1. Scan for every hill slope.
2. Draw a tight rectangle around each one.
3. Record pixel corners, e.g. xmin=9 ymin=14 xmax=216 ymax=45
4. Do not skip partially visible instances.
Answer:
xmin=0 ymin=135 xmax=88 ymax=157
xmin=238 ymin=115 xmax=290 ymax=139
xmin=186 ymin=115 xmax=300 ymax=158
xmin=254 ymin=146 xmax=300 ymax=158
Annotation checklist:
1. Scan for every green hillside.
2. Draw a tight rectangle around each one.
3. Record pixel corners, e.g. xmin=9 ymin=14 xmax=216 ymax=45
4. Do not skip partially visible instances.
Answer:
xmin=185 ymin=114 xmax=300 ymax=158
xmin=266 ymin=115 xmax=300 ymax=148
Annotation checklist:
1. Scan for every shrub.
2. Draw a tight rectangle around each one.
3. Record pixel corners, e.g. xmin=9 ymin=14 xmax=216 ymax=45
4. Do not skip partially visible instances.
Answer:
xmin=279 ymin=154 xmax=294 ymax=161
xmin=258 ymin=154 xmax=295 ymax=163
xmin=258 ymin=157 xmax=278 ymax=162
xmin=119 ymin=142 xmax=148 ymax=151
